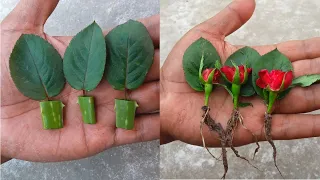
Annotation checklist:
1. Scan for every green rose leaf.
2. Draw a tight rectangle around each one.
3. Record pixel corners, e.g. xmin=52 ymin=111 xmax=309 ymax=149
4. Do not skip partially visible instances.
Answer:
xmin=225 ymin=46 xmax=260 ymax=97
xmin=105 ymin=20 xmax=154 ymax=90
xmin=252 ymin=48 xmax=293 ymax=99
xmin=9 ymin=34 xmax=65 ymax=100
xmin=183 ymin=38 xmax=221 ymax=91
xmin=291 ymin=74 xmax=320 ymax=87
xmin=63 ymin=21 xmax=106 ymax=91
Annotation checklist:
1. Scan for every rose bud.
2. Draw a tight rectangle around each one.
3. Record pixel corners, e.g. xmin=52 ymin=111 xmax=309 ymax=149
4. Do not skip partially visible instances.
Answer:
xmin=201 ymin=68 xmax=220 ymax=83
xmin=221 ymin=65 xmax=252 ymax=85
xmin=256 ymin=69 xmax=293 ymax=92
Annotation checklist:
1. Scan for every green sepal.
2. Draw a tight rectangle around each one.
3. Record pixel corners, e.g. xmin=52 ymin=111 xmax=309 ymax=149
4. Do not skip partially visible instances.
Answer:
xmin=198 ymin=55 xmax=206 ymax=84
xmin=40 ymin=101 xmax=64 ymax=129
xmin=231 ymin=61 xmax=241 ymax=85
xmin=78 ymin=96 xmax=96 ymax=124
xmin=115 ymin=99 xmax=138 ymax=130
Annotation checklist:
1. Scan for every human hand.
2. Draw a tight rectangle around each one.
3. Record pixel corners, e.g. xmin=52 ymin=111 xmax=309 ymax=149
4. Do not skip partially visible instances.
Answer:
xmin=160 ymin=0 xmax=320 ymax=146
xmin=1 ymin=0 xmax=159 ymax=162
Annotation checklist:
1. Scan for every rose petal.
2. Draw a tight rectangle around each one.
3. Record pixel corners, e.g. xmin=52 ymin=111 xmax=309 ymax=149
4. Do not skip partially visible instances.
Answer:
xmin=269 ymin=70 xmax=285 ymax=91
xmin=239 ymin=65 xmax=245 ymax=83
xmin=202 ymin=68 xmax=213 ymax=82
xmin=221 ymin=66 xmax=235 ymax=82
xmin=283 ymin=71 xmax=293 ymax=89
xmin=256 ymin=78 xmax=267 ymax=88
xmin=259 ymin=69 xmax=272 ymax=85
xmin=213 ymin=69 xmax=220 ymax=83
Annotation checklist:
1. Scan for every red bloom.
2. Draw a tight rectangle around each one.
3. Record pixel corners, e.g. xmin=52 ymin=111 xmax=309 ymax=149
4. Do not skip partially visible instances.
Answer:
xmin=202 ymin=68 xmax=220 ymax=83
xmin=221 ymin=65 xmax=252 ymax=84
xmin=256 ymin=69 xmax=293 ymax=92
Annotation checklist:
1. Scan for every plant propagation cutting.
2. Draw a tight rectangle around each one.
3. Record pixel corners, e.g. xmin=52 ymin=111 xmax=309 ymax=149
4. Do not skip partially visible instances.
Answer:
xmin=252 ymin=49 xmax=320 ymax=177
xmin=10 ymin=34 xmax=66 ymax=129
xmin=63 ymin=21 xmax=106 ymax=124
xmin=183 ymin=38 xmax=320 ymax=179
xmin=105 ymin=20 xmax=154 ymax=130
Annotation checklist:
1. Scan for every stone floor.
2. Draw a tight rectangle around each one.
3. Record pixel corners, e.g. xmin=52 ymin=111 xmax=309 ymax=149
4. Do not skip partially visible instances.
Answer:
xmin=0 ymin=0 xmax=159 ymax=180
xmin=160 ymin=0 xmax=320 ymax=179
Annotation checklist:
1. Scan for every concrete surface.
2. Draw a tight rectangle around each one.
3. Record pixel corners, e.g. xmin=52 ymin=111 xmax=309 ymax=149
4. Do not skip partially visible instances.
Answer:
xmin=0 ymin=0 xmax=159 ymax=180
xmin=160 ymin=0 xmax=320 ymax=179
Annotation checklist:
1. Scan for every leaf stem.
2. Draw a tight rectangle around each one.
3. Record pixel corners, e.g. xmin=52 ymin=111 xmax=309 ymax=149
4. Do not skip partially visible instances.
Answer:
xmin=124 ymin=88 xmax=128 ymax=100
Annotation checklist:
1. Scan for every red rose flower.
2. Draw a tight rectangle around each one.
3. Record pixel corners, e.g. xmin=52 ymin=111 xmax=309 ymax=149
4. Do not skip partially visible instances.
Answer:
xmin=256 ymin=69 xmax=293 ymax=92
xmin=202 ymin=68 xmax=220 ymax=83
xmin=221 ymin=65 xmax=252 ymax=85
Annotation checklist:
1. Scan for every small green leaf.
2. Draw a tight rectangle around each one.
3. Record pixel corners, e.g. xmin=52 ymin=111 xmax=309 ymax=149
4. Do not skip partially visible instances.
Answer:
xmin=225 ymin=46 xmax=260 ymax=97
xmin=291 ymin=74 xmax=320 ymax=87
xmin=63 ymin=21 xmax=106 ymax=91
xmin=252 ymin=49 xmax=293 ymax=99
xmin=239 ymin=102 xmax=253 ymax=108
xmin=9 ymin=34 xmax=65 ymax=100
xmin=183 ymin=38 xmax=221 ymax=91
xmin=105 ymin=20 xmax=154 ymax=90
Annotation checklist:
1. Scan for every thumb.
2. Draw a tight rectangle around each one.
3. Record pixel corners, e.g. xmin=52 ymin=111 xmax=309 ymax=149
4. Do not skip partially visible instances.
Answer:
xmin=2 ymin=0 xmax=59 ymax=30
xmin=195 ymin=0 xmax=256 ymax=38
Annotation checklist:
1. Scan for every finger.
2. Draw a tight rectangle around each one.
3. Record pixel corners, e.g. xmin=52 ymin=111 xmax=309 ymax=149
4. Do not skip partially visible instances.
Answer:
xmin=129 ymin=81 xmax=159 ymax=114
xmin=139 ymin=14 xmax=160 ymax=48
xmin=113 ymin=114 xmax=159 ymax=146
xmin=145 ymin=49 xmax=160 ymax=82
xmin=2 ymin=0 xmax=59 ymax=29
xmin=102 ymin=15 xmax=160 ymax=48
xmin=195 ymin=0 xmax=255 ymax=37
xmin=251 ymin=37 xmax=320 ymax=62
xmin=274 ymin=57 xmax=320 ymax=114
xmin=275 ymin=84 xmax=320 ymax=114
xmin=263 ymin=114 xmax=320 ymax=141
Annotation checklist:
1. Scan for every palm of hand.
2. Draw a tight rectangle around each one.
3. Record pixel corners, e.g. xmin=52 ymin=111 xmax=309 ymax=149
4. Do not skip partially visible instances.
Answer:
xmin=161 ymin=0 xmax=320 ymax=146
xmin=1 ymin=3 xmax=159 ymax=162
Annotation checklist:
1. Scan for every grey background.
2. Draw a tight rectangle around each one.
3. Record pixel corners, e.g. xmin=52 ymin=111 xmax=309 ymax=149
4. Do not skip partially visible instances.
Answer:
xmin=160 ymin=0 xmax=320 ymax=179
xmin=0 ymin=0 xmax=159 ymax=180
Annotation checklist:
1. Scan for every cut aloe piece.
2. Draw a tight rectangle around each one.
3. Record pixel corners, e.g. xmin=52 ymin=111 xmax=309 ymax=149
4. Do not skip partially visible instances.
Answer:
xmin=78 ymin=96 xmax=96 ymax=124
xmin=40 ymin=101 xmax=64 ymax=129
xmin=115 ymin=99 xmax=138 ymax=130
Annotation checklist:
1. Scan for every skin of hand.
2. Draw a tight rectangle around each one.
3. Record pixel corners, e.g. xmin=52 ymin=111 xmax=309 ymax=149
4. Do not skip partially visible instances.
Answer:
xmin=1 ymin=0 xmax=159 ymax=162
xmin=161 ymin=0 xmax=320 ymax=146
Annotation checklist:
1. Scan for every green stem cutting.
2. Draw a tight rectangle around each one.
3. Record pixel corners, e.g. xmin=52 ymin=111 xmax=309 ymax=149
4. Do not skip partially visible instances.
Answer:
xmin=40 ymin=101 xmax=64 ymax=129
xmin=115 ymin=99 xmax=138 ymax=130
xmin=78 ymin=96 xmax=96 ymax=124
